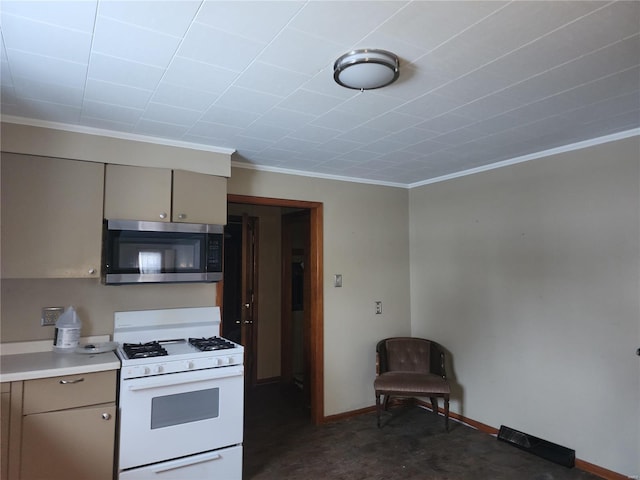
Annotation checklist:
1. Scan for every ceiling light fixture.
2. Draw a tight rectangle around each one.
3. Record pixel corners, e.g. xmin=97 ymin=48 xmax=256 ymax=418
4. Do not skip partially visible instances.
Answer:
xmin=333 ymin=49 xmax=399 ymax=91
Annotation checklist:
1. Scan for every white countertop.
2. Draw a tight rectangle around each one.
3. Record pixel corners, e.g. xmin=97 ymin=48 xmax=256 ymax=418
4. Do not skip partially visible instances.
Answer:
xmin=0 ymin=336 xmax=121 ymax=383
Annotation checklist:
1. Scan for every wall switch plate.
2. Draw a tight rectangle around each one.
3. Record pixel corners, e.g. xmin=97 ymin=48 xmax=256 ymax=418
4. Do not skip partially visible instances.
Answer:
xmin=334 ymin=274 xmax=342 ymax=287
xmin=41 ymin=307 xmax=64 ymax=326
xmin=375 ymin=301 xmax=382 ymax=314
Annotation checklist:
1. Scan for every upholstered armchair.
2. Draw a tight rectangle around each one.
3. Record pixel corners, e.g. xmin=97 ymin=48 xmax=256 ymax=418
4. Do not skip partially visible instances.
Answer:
xmin=374 ymin=337 xmax=450 ymax=431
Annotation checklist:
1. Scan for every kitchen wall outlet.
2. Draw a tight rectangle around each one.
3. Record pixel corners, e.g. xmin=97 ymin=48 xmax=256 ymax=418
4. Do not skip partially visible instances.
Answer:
xmin=41 ymin=307 xmax=64 ymax=326
xmin=375 ymin=301 xmax=382 ymax=314
xmin=334 ymin=274 xmax=342 ymax=287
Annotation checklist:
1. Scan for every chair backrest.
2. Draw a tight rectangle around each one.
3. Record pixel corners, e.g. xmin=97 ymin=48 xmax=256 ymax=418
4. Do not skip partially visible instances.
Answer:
xmin=377 ymin=337 xmax=446 ymax=377
xmin=383 ymin=337 xmax=431 ymax=373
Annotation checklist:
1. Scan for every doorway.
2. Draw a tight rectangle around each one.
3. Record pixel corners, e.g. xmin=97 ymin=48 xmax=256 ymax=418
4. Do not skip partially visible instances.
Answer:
xmin=219 ymin=194 xmax=324 ymax=425
xmin=222 ymin=214 xmax=258 ymax=387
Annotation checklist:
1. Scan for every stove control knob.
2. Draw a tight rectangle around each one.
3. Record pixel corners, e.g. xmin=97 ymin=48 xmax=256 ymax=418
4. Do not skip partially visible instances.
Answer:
xmin=185 ymin=361 xmax=194 ymax=370
xmin=154 ymin=365 xmax=164 ymax=374
xmin=215 ymin=358 xmax=223 ymax=366
xmin=142 ymin=367 xmax=151 ymax=375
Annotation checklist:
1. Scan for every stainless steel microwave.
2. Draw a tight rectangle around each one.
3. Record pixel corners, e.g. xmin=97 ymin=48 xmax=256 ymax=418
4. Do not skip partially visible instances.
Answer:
xmin=102 ymin=220 xmax=223 ymax=284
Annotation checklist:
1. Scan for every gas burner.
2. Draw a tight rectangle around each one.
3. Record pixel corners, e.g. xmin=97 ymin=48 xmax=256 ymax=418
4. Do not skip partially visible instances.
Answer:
xmin=189 ymin=337 xmax=235 ymax=351
xmin=122 ymin=341 xmax=168 ymax=359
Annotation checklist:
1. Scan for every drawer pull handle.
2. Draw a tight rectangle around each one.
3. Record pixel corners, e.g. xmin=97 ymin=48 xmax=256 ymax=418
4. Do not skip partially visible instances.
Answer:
xmin=101 ymin=413 xmax=111 ymax=420
xmin=59 ymin=378 xmax=84 ymax=385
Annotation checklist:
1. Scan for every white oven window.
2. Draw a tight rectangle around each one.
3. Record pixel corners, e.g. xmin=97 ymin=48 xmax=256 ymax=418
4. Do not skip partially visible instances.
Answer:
xmin=151 ymin=388 xmax=220 ymax=429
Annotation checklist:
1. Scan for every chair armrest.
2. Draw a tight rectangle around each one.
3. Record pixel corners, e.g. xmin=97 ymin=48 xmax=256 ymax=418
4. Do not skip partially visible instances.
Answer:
xmin=430 ymin=342 xmax=447 ymax=379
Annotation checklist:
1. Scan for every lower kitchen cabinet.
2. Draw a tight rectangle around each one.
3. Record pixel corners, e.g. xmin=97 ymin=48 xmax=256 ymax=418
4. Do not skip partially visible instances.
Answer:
xmin=1 ymin=384 xmax=10 ymax=480
xmin=20 ymin=404 xmax=116 ymax=480
xmin=4 ymin=370 xmax=117 ymax=480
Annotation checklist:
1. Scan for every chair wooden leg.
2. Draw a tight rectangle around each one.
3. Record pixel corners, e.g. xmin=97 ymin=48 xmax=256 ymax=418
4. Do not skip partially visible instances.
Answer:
xmin=430 ymin=397 xmax=438 ymax=415
xmin=444 ymin=395 xmax=450 ymax=432
xmin=375 ymin=392 xmax=381 ymax=428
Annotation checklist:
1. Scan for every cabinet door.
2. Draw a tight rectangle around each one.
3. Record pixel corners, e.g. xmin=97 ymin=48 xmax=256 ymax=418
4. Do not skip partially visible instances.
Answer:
xmin=1 ymin=385 xmax=9 ymax=480
xmin=104 ymin=164 xmax=172 ymax=222
xmin=172 ymin=169 xmax=227 ymax=224
xmin=0 ymin=153 xmax=103 ymax=278
xmin=20 ymin=404 xmax=115 ymax=480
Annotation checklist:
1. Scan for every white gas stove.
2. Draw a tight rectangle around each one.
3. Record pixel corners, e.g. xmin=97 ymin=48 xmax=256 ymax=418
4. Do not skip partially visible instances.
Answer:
xmin=113 ymin=306 xmax=244 ymax=480
xmin=114 ymin=306 xmax=243 ymax=379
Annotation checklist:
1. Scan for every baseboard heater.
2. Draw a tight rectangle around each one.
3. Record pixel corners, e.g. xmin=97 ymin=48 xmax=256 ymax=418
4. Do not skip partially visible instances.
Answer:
xmin=497 ymin=425 xmax=575 ymax=468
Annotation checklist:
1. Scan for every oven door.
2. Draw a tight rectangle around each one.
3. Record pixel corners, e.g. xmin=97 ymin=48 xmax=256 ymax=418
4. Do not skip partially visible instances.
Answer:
xmin=118 ymin=365 xmax=244 ymax=471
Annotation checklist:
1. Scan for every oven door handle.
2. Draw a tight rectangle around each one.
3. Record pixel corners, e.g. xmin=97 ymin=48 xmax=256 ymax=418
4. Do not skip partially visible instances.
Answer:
xmin=152 ymin=451 xmax=222 ymax=474
xmin=127 ymin=368 xmax=243 ymax=392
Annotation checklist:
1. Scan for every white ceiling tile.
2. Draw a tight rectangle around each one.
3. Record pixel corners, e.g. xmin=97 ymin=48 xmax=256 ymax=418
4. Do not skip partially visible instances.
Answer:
xmin=13 ymin=76 xmax=83 ymax=106
xmin=134 ymin=119 xmax=189 ymax=139
xmin=85 ymin=78 xmax=153 ymax=109
xmin=214 ymin=86 xmax=282 ymax=115
xmin=200 ymin=106 xmax=259 ymax=128
xmin=385 ymin=127 xmax=441 ymax=145
xmin=178 ymin=22 xmax=264 ymax=72
xmin=88 ymin=53 xmax=164 ymax=90
xmin=12 ymin=97 xmax=81 ymax=123
xmin=195 ymin=1 xmax=303 ymax=43
xmin=98 ymin=0 xmax=200 ymax=37
xmin=234 ymin=62 xmax=310 ymax=96
xmin=257 ymin=28 xmax=343 ymax=76
xmin=163 ymin=56 xmax=238 ymax=95
xmin=240 ymin=123 xmax=291 ymax=142
xmin=362 ymin=111 xmax=423 ymax=132
xmin=395 ymin=93 xmax=463 ymax=120
xmin=277 ymin=89 xmax=344 ymax=116
xmin=254 ymin=107 xmax=316 ymax=131
xmin=0 ymin=0 xmax=97 ymax=32
xmin=289 ymin=124 xmax=340 ymax=143
xmin=312 ymin=109 xmax=370 ymax=131
xmin=151 ymin=82 xmax=218 ymax=112
xmin=7 ymin=49 xmax=87 ymax=88
xmin=81 ymin=116 xmax=137 ymax=131
xmin=359 ymin=138 xmax=406 ymax=155
xmin=187 ymin=121 xmax=244 ymax=140
xmin=415 ymin=113 xmax=476 ymax=134
xmin=93 ymin=16 xmax=181 ymax=67
xmin=82 ymin=99 xmax=144 ymax=124
xmin=142 ymin=102 xmax=202 ymax=126
xmin=272 ymin=137 xmax=320 ymax=153
xmin=1 ymin=14 xmax=91 ymax=63
xmin=378 ymin=1 xmax=507 ymax=52
xmin=290 ymin=1 xmax=405 ymax=45
xmin=316 ymin=137 xmax=361 ymax=155
xmin=336 ymin=125 xmax=386 ymax=144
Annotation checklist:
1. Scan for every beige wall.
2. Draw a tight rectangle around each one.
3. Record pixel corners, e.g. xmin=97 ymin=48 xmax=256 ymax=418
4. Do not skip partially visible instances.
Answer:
xmin=228 ymin=167 xmax=412 ymax=415
xmin=1 ymin=279 xmax=216 ymax=341
xmin=408 ymin=136 xmax=640 ymax=476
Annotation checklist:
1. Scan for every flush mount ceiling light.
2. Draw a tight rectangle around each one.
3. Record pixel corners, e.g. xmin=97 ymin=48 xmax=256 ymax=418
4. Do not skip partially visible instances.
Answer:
xmin=333 ymin=49 xmax=399 ymax=90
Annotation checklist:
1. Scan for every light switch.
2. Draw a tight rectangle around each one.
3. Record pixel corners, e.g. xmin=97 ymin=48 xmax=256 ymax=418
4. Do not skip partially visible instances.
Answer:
xmin=334 ymin=274 xmax=342 ymax=287
xmin=375 ymin=301 xmax=382 ymax=314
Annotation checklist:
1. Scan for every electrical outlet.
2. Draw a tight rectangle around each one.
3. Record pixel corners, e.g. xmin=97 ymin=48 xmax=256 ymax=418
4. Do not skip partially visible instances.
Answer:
xmin=41 ymin=307 xmax=64 ymax=326
xmin=375 ymin=301 xmax=382 ymax=314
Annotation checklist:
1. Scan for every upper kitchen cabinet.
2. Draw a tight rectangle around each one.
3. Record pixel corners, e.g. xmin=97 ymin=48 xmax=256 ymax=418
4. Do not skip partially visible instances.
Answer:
xmin=0 ymin=153 xmax=104 ymax=279
xmin=104 ymin=164 xmax=227 ymax=225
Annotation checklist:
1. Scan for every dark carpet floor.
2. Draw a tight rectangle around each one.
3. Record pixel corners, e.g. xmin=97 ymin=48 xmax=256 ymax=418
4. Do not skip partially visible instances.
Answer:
xmin=243 ymin=383 xmax=602 ymax=480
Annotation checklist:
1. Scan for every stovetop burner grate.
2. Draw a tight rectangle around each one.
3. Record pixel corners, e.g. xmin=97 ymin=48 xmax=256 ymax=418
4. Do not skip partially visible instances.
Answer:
xmin=189 ymin=336 xmax=236 ymax=351
xmin=122 ymin=341 xmax=168 ymax=359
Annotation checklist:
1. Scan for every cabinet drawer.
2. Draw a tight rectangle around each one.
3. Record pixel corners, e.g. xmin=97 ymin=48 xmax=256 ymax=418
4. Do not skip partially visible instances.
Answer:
xmin=23 ymin=370 xmax=116 ymax=415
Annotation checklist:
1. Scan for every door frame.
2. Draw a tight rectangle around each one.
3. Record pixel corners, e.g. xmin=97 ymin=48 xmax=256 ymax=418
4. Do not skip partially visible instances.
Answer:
xmin=221 ymin=194 xmax=324 ymax=425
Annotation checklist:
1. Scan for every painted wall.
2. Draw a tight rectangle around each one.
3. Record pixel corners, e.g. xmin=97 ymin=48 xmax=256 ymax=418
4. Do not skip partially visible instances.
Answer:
xmin=1 ymin=278 xmax=216 ymax=342
xmin=228 ymin=167 xmax=412 ymax=415
xmin=408 ymin=136 xmax=640 ymax=476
